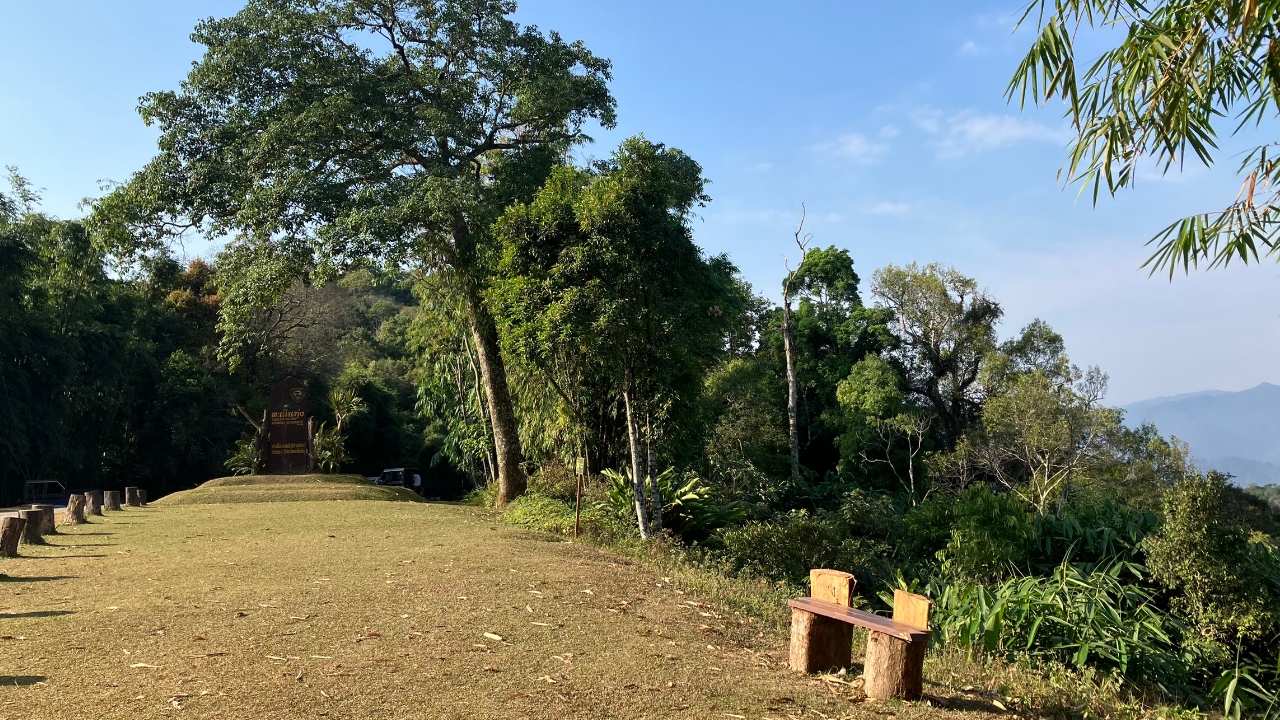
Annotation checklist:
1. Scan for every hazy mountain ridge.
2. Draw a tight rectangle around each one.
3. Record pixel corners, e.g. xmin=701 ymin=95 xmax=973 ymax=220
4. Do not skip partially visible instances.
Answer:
xmin=1122 ymin=382 xmax=1280 ymax=485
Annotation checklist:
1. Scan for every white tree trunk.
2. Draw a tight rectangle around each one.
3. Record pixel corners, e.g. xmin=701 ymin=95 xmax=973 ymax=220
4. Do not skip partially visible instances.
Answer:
xmin=623 ymin=362 xmax=650 ymax=538
xmin=645 ymin=413 xmax=663 ymax=531
xmin=782 ymin=300 xmax=801 ymax=481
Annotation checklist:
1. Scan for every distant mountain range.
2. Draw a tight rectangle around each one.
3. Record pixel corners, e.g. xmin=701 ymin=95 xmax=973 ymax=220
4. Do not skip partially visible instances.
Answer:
xmin=1122 ymin=382 xmax=1280 ymax=486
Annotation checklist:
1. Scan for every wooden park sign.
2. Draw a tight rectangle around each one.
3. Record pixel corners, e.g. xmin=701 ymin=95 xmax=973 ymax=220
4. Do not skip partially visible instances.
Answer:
xmin=267 ymin=377 xmax=311 ymax=474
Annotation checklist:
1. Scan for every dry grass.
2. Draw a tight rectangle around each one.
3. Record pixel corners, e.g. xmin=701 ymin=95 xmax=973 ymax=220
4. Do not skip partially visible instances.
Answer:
xmin=0 ymin=489 xmax=1158 ymax=720
xmin=155 ymin=474 xmax=423 ymax=506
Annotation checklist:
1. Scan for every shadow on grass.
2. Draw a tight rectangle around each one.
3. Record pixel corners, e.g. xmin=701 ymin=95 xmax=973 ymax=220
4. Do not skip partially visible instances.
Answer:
xmin=0 ymin=575 xmax=76 ymax=582
xmin=0 ymin=610 xmax=75 ymax=619
xmin=0 ymin=676 xmax=46 ymax=686
xmin=921 ymin=695 xmax=1010 ymax=714
xmin=13 ymin=554 xmax=107 ymax=559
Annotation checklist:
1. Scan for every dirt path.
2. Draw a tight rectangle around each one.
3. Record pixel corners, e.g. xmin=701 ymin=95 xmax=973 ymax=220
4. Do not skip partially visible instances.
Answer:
xmin=0 ymin=502 xmax=983 ymax=719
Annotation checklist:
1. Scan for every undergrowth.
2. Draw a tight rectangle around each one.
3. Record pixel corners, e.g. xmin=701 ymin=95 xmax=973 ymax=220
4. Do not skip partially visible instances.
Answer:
xmin=493 ymin=486 xmax=1239 ymax=720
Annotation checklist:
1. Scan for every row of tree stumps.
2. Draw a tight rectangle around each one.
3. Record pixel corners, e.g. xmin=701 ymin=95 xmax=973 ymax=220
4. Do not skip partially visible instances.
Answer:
xmin=0 ymin=487 xmax=145 ymax=557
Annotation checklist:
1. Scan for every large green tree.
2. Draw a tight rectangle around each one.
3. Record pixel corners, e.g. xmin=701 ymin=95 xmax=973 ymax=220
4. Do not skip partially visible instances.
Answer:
xmin=1011 ymin=0 xmax=1280 ymax=275
xmin=111 ymin=0 xmax=616 ymax=504
xmin=491 ymin=137 xmax=743 ymax=536
xmin=871 ymin=263 xmax=1001 ymax=446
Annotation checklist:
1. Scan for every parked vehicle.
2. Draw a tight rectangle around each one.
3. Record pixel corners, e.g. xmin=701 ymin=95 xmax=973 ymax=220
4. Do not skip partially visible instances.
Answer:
xmin=23 ymin=479 xmax=67 ymax=504
xmin=376 ymin=468 xmax=423 ymax=495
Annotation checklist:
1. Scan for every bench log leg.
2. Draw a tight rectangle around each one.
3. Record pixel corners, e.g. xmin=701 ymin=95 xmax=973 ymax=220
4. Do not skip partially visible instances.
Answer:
xmin=789 ymin=607 xmax=852 ymax=673
xmin=864 ymin=630 xmax=927 ymax=700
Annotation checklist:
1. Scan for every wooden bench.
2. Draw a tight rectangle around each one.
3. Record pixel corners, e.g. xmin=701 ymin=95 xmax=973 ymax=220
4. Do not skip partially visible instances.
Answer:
xmin=788 ymin=569 xmax=932 ymax=700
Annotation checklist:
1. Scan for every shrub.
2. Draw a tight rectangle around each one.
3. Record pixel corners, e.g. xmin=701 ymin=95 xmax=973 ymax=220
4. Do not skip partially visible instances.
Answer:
xmin=1144 ymin=473 xmax=1279 ymax=644
xmin=528 ymin=462 xmax=580 ymax=503
xmin=601 ymin=468 xmax=746 ymax=542
xmin=501 ymin=493 xmax=624 ymax=541
xmin=927 ymin=561 xmax=1194 ymax=697
xmin=716 ymin=510 xmax=892 ymax=589
xmin=224 ymin=436 xmax=258 ymax=476
xmin=1031 ymin=495 xmax=1159 ymax=573
xmin=938 ymin=486 xmax=1037 ymax=581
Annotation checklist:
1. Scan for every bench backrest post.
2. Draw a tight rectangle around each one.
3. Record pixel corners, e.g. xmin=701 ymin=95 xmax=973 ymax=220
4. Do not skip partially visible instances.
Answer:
xmin=892 ymin=588 xmax=931 ymax=631
xmin=810 ymin=569 xmax=855 ymax=607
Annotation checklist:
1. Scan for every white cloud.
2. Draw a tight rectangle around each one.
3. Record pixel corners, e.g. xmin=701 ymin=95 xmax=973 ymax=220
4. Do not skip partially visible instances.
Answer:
xmin=867 ymin=201 xmax=911 ymax=215
xmin=910 ymin=107 xmax=943 ymax=135
xmin=750 ymin=162 xmax=773 ymax=172
xmin=914 ymin=108 xmax=1071 ymax=159
xmin=958 ymin=40 xmax=980 ymax=56
xmin=816 ymin=132 xmax=889 ymax=164
xmin=878 ymin=124 xmax=900 ymax=138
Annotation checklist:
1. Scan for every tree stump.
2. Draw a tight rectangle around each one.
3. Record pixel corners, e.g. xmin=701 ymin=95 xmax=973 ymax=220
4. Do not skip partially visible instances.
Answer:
xmin=29 ymin=504 xmax=56 ymax=534
xmin=64 ymin=494 xmax=87 ymax=525
xmin=86 ymin=491 xmax=104 ymax=516
xmin=864 ymin=630 xmax=928 ymax=700
xmin=789 ymin=607 xmax=855 ymax=672
xmin=104 ymin=491 xmax=122 ymax=511
xmin=0 ymin=517 xmax=25 ymax=557
xmin=18 ymin=510 xmax=43 ymax=544
xmin=789 ymin=569 xmax=856 ymax=673
xmin=125 ymin=487 xmax=141 ymax=507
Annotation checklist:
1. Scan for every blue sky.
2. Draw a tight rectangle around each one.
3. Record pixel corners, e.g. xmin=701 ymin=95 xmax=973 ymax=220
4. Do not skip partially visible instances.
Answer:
xmin=2 ymin=1 xmax=1276 ymax=405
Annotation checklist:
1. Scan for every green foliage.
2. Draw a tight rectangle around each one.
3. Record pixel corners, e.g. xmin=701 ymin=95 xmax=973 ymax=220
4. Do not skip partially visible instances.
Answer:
xmin=224 ymin=437 xmax=260 ymax=477
xmin=835 ymin=355 xmax=932 ymax=499
xmin=1010 ymin=0 xmax=1280 ymax=276
xmin=928 ymin=561 xmax=1194 ymax=696
xmin=938 ymin=486 xmax=1038 ymax=582
xmin=0 ymin=171 xmax=239 ymax=502
xmin=312 ymin=423 xmax=344 ymax=474
xmin=717 ymin=509 xmax=890 ymax=590
xmin=699 ymin=358 xmax=790 ymax=504
xmin=601 ymin=468 xmax=746 ymax=542
xmin=1145 ymin=472 xmax=1280 ymax=644
xmin=1246 ymin=484 xmax=1280 ymax=510
xmin=962 ymin=366 xmax=1117 ymax=515
xmin=501 ymin=493 xmax=625 ymax=542
xmin=871 ymin=263 xmax=1001 ymax=445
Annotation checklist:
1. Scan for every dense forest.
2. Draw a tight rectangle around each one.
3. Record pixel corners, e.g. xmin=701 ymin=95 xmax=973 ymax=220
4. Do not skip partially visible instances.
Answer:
xmin=2 ymin=0 xmax=1279 ymax=715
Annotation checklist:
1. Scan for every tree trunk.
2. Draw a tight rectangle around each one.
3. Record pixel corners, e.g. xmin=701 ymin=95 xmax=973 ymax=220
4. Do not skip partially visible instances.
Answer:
xmin=30 ymin=504 xmax=56 ymax=534
xmin=125 ymin=487 xmax=141 ymax=507
xmin=464 ymin=292 xmax=527 ymax=506
xmin=254 ymin=410 xmax=270 ymax=474
xmin=622 ymin=361 xmax=650 ymax=538
xmin=65 ymin=495 xmax=87 ymax=524
xmin=0 ymin=517 xmax=25 ymax=557
xmin=86 ymin=491 xmax=104 ymax=516
xmin=863 ymin=631 xmax=927 ymax=700
xmin=104 ymin=491 xmax=122 ymax=512
xmin=782 ymin=300 xmax=801 ymax=482
xmin=645 ymin=413 xmax=663 ymax=531
xmin=18 ymin=510 xmax=43 ymax=543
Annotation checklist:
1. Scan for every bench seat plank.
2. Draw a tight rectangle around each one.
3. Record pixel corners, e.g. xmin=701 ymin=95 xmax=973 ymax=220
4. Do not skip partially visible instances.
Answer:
xmin=787 ymin=598 xmax=931 ymax=642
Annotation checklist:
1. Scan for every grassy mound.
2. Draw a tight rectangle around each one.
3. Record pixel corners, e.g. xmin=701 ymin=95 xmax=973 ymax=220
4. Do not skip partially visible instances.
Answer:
xmin=155 ymin=473 xmax=425 ymax=505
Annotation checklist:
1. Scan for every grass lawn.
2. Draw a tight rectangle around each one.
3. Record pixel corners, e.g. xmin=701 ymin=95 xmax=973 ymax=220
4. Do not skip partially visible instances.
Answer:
xmin=0 ymin=483 xmax=1030 ymax=719
xmin=154 ymin=474 xmax=424 ymax=506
